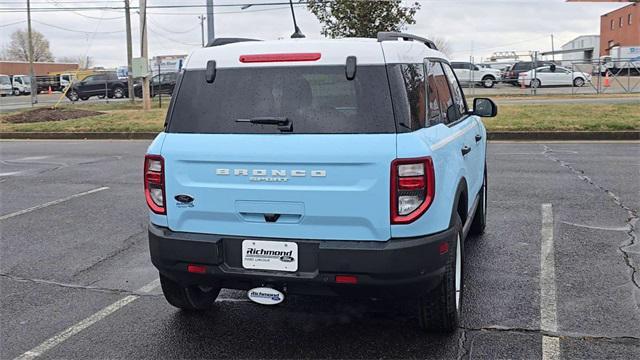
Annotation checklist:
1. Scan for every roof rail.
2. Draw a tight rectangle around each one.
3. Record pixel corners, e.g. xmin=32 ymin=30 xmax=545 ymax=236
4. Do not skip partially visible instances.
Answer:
xmin=376 ymin=32 xmax=438 ymax=51
xmin=206 ymin=37 xmax=261 ymax=47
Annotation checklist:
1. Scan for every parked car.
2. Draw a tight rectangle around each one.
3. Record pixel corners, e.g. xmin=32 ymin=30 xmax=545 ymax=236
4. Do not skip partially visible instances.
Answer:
xmin=519 ymin=65 xmax=592 ymax=88
xmin=145 ymin=33 xmax=497 ymax=333
xmin=450 ymin=61 xmax=502 ymax=88
xmin=503 ymin=61 xmax=556 ymax=85
xmin=66 ymin=72 xmax=128 ymax=101
xmin=134 ymin=72 xmax=177 ymax=98
xmin=0 ymin=74 xmax=12 ymax=97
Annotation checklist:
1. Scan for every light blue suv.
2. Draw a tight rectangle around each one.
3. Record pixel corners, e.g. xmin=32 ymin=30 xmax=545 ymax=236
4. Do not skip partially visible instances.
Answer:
xmin=145 ymin=33 xmax=496 ymax=332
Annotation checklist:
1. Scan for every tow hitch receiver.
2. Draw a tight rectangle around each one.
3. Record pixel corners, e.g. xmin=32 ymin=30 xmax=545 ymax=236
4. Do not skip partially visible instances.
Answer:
xmin=247 ymin=287 xmax=285 ymax=305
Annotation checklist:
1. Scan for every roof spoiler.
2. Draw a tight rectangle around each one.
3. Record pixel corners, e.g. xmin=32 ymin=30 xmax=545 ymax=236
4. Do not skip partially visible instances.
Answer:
xmin=376 ymin=32 xmax=438 ymax=51
xmin=206 ymin=37 xmax=261 ymax=47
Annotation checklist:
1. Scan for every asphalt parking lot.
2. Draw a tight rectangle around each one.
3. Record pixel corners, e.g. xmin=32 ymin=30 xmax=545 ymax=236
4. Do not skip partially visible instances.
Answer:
xmin=1 ymin=140 xmax=639 ymax=359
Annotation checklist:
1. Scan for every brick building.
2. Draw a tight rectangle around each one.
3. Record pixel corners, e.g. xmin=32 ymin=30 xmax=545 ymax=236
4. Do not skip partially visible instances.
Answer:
xmin=0 ymin=61 xmax=78 ymax=76
xmin=600 ymin=2 xmax=640 ymax=56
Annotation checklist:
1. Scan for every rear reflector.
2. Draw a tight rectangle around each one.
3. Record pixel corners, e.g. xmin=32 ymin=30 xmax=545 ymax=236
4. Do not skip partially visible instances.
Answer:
xmin=439 ymin=242 xmax=449 ymax=255
xmin=335 ymin=275 xmax=358 ymax=284
xmin=187 ymin=264 xmax=207 ymax=274
xmin=239 ymin=53 xmax=321 ymax=63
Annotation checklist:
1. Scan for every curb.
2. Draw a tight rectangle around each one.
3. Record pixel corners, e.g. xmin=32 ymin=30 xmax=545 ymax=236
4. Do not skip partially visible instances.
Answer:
xmin=0 ymin=132 xmax=159 ymax=140
xmin=1 ymin=131 xmax=639 ymax=141
xmin=487 ymin=131 xmax=640 ymax=141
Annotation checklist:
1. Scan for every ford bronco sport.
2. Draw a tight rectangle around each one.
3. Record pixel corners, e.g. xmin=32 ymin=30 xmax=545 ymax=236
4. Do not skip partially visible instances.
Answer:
xmin=145 ymin=32 xmax=497 ymax=333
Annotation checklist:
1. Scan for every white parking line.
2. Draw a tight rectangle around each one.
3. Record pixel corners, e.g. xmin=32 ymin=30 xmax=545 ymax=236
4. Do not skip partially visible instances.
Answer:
xmin=13 ymin=279 xmax=160 ymax=360
xmin=540 ymin=203 xmax=560 ymax=360
xmin=0 ymin=187 xmax=109 ymax=221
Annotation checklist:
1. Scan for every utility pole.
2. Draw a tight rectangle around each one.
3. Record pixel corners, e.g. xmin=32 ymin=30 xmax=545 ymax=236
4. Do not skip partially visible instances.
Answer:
xmin=139 ymin=0 xmax=151 ymax=110
xmin=198 ymin=15 xmax=206 ymax=47
xmin=124 ymin=0 xmax=134 ymax=103
xmin=26 ymin=0 xmax=37 ymax=105
xmin=206 ymin=0 xmax=214 ymax=45
xmin=550 ymin=34 xmax=555 ymax=62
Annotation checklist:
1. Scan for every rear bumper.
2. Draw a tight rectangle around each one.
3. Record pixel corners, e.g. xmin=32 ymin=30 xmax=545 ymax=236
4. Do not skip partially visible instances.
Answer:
xmin=149 ymin=224 xmax=455 ymax=298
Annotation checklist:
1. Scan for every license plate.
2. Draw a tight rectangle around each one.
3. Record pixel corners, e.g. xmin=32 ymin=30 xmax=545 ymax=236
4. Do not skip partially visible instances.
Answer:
xmin=242 ymin=240 xmax=298 ymax=272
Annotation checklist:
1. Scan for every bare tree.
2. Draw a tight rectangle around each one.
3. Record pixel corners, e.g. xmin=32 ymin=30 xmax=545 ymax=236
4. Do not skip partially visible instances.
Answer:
xmin=57 ymin=55 xmax=93 ymax=69
xmin=4 ymin=29 xmax=54 ymax=62
xmin=430 ymin=36 xmax=452 ymax=57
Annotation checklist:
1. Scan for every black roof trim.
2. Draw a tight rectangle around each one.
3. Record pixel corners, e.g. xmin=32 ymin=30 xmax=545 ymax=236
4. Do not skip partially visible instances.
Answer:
xmin=376 ymin=32 xmax=438 ymax=51
xmin=206 ymin=38 xmax=261 ymax=47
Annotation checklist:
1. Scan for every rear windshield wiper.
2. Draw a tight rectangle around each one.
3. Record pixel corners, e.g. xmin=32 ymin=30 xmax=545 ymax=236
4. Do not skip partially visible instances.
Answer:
xmin=236 ymin=117 xmax=292 ymax=132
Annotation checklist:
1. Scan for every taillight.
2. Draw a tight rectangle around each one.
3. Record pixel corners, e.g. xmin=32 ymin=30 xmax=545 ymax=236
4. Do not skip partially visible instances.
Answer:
xmin=144 ymin=154 xmax=165 ymax=214
xmin=391 ymin=157 xmax=435 ymax=224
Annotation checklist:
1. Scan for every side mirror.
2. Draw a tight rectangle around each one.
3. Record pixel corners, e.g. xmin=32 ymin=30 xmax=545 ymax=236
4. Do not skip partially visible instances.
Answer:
xmin=550 ymin=64 xmax=556 ymax=72
xmin=471 ymin=98 xmax=497 ymax=117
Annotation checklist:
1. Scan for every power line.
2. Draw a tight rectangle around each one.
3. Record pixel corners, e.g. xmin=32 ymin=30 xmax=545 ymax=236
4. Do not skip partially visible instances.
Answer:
xmin=31 ymin=19 xmax=125 ymax=34
xmin=147 ymin=25 xmax=200 ymax=47
xmin=44 ymin=0 xmax=124 ymax=19
xmin=0 ymin=1 xmax=318 ymax=12
xmin=147 ymin=17 xmax=201 ymax=34
xmin=0 ymin=19 xmax=25 ymax=27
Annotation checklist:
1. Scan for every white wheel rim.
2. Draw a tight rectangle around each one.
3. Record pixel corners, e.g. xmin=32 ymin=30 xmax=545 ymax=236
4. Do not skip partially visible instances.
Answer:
xmin=455 ymin=234 xmax=462 ymax=310
xmin=483 ymin=183 xmax=487 ymax=216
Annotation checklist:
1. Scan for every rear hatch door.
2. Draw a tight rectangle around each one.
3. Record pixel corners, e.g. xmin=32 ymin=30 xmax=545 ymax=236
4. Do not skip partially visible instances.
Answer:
xmin=162 ymin=64 xmax=397 ymax=241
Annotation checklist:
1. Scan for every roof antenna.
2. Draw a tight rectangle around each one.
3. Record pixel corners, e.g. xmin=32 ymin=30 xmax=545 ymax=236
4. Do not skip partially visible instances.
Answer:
xmin=288 ymin=0 xmax=305 ymax=38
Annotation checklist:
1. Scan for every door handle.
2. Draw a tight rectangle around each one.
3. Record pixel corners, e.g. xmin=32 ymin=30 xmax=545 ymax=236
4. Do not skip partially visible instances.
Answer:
xmin=461 ymin=146 xmax=472 ymax=156
xmin=475 ymin=134 xmax=482 ymax=142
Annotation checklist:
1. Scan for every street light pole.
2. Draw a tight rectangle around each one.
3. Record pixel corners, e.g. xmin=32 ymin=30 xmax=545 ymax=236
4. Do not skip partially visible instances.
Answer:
xmin=124 ymin=0 xmax=134 ymax=103
xmin=198 ymin=15 xmax=206 ymax=47
xmin=139 ymin=0 xmax=151 ymax=110
xmin=26 ymin=0 xmax=37 ymax=105
xmin=206 ymin=0 xmax=214 ymax=45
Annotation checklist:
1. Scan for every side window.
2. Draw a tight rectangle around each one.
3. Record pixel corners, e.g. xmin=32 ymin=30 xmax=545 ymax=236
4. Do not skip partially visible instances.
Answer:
xmin=426 ymin=61 xmax=443 ymax=126
xmin=399 ymin=63 xmax=426 ymax=130
xmin=431 ymin=62 xmax=454 ymax=124
xmin=441 ymin=63 xmax=467 ymax=123
xmin=15 ymin=77 xmax=22 ymax=84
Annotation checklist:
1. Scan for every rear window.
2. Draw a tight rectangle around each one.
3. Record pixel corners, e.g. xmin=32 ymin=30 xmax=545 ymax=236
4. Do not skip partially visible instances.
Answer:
xmin=167 ymin=66 xmax=396 ymax=134
xmin=512 ymin=62 xmax=531 ymax=70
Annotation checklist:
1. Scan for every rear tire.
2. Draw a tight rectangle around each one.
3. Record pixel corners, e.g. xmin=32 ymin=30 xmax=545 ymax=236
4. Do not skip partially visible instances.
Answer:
xmin=160 ymin=273 xmax=221 ymax=311
xmin=470 ymin=169 xmax=487 ymax=236
xmin=418 ymin=214 xmax=464 ymax=333
xmin=530 ymin=79 xmax=541 ymax=88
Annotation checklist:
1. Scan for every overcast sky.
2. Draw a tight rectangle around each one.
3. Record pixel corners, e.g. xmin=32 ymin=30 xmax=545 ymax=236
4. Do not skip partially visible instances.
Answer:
xmin=0 ymin=0 xmax=627 ymax=67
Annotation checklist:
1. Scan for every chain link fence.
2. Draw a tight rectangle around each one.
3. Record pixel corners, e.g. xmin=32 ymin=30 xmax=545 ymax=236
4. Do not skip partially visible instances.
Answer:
xmin=461 ymin=57 xmax=640 ymax=96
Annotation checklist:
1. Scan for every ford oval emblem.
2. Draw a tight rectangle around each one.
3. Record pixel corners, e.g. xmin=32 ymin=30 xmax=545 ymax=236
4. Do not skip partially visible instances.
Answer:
xmin=175 ymin=194 xmax=194 ymax=203
xmin=247 ymin=287 xmax=284 ymax=305
xmin=279 ymin=255 xmax=294 ymax=263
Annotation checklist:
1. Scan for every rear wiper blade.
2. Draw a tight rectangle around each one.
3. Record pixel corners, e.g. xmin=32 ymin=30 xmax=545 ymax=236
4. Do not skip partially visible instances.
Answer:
xmin=236 ymin=117 xmax=292 ymax=132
